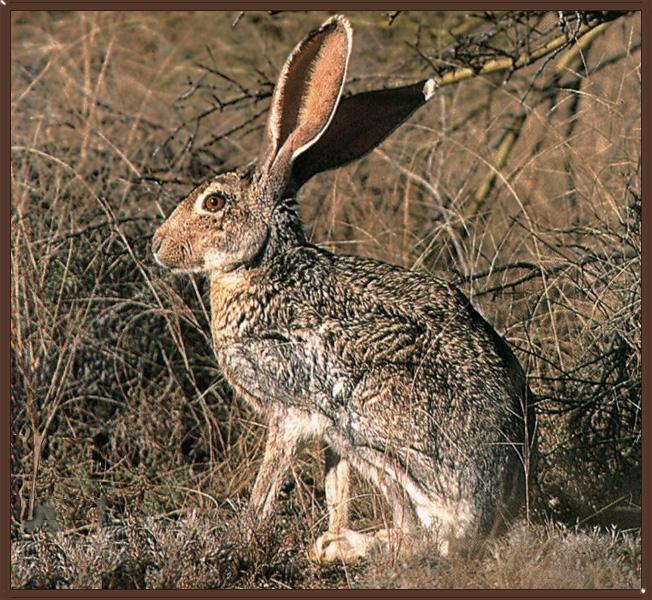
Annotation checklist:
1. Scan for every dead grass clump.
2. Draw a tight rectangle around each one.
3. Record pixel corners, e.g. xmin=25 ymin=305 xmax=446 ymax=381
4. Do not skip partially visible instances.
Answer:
xmin=11 ymin=516 xmax=640 ymax=589
xmin=11 ymin=505 xmax=325 ymax=589
xmin=358 ymin=521 xmax=641 ymax=589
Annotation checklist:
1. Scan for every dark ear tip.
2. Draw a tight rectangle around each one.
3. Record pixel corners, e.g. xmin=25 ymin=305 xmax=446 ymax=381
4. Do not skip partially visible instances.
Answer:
xmin=322 ymin=14 xmax=352 ymax=35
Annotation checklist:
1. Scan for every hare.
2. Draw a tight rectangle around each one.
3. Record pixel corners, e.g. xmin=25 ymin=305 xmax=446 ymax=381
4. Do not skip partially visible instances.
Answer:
xmin=152 ymin=15 xmax=536 ymax=563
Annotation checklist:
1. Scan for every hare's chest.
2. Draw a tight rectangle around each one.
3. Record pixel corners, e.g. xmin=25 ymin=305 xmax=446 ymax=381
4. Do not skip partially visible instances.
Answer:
xmin=210 ymin=281 xmax=279 ymax=358
xmin=214 ymin=326 xmax=350 ymax=418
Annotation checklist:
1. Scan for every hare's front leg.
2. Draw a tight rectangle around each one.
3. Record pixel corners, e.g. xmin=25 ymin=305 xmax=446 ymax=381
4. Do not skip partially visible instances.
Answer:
xmin=311 ymin=451 xmax=419 ymax=563
xmin=324 ymin=446 xmax=350 ymax=532
xmin=248 ymin=418 xmax=298 ymax=520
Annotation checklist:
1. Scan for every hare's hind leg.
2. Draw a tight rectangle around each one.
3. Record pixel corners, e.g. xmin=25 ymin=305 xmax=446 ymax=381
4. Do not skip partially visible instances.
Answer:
xmin=358 ymin=470 xmax=419 ymax=559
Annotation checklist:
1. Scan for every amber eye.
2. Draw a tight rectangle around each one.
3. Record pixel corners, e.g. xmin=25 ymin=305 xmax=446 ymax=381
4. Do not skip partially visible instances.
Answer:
xmin=203 ymin=193 xmax=226 ymax=212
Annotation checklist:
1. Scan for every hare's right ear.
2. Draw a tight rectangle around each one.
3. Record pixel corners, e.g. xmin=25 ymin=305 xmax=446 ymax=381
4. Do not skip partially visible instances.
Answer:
xmin=259 ymin=15 xmax=352 ymax=195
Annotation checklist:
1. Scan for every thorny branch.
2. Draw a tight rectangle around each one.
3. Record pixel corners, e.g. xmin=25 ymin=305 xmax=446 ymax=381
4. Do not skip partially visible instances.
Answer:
xmin=418 ymin=12 xmax=627 ymax=90
xmin=458 ymin=250 xmax=638 ymax=297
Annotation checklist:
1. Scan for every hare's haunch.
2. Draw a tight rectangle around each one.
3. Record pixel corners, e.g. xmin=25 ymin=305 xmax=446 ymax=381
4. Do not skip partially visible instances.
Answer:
xmin=153 ymin=15 xmax=536 ymax=563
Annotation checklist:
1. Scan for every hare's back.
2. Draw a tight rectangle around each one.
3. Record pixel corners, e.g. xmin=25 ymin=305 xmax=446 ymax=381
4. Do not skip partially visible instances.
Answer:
xmin=292 ymin=248 xmax=527 ymax=393
xmin=264 ymin=246 xmax=529 ymax=430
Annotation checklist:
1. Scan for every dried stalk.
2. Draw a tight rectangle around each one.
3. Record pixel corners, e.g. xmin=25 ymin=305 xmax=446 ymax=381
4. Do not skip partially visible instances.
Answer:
xmin=430 ymin=13 xmax=621 ymax=90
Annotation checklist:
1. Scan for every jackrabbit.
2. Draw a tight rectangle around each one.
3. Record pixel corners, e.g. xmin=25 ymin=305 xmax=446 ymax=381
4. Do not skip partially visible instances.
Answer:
xmin=153 ymin=15 xmax=536 ymax=562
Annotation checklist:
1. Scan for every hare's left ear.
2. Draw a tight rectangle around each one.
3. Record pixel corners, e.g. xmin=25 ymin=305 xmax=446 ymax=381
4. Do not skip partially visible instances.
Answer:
xmin=259 ymin=15 xmax=352 ymax=194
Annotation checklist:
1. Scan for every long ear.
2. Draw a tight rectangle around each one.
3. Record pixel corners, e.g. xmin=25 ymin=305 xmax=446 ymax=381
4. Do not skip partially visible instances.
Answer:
xmin=290 ymin=79 xmax=437 ymax=190
xmin=260 ymin=15 xmax=352 ymax=190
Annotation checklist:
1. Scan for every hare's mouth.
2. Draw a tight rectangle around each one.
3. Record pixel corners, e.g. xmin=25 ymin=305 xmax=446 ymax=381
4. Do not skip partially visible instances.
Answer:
xmin=154 ymin=253 xmax=204 ymax=274
xmin=153 ymin=237 xmax=204 ymax=273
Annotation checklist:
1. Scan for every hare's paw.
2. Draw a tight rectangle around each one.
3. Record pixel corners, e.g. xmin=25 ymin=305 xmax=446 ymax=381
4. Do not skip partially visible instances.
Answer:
xmin=310 ymin=529 xmax=382 ymax=563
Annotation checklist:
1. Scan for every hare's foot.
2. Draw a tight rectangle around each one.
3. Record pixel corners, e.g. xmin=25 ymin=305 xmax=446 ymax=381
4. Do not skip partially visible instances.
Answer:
xmin=310 ymin=528 xmax=407 ymax=563
xmin=311 ymin=528 xmax=380 ymax=563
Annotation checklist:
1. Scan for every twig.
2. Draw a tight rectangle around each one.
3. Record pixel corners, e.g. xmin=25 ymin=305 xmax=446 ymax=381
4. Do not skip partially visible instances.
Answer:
xmin=232 ymin=11 xmax=245 ymax=28
xmin=386 ymin=11 xmax=401 ymax=26
xmin=460 ymin=250 xmax=637 ymax=296
xmin=426 ymin=13 xmax=624 ymax=89
xmin=471 ymin=111 xmax=527 ymax=213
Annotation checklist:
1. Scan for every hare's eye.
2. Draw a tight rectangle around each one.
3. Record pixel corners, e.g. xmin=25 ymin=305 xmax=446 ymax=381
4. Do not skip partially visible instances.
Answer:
xmin=203 ymin=193 xmax=226 ymax=212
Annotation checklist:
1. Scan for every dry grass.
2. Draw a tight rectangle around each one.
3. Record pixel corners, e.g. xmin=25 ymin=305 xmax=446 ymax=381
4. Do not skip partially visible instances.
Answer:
xmin=11 ymin=10 xmax=641 ymax=589
xmin=12 ymin=506 xmax=329 ymax=589
xmin=11 ymin=513 xmax=640 ymax=589
xmin=360 ymin=521 xmax=641 ymax=589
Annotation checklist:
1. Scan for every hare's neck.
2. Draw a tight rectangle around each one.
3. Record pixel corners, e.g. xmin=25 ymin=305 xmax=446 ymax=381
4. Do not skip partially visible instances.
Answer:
xmin=262 ymin=196 xmax=305 ymax=260
xmin=209 ymin=269 xmax=250 ymax=341
xmin=209 ymin=198 xmax=305 ymax=343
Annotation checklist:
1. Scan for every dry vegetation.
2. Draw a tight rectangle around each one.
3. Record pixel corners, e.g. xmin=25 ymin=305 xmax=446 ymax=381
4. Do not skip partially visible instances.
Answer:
xmin=11 ymin=10 xmax=641 ymax=589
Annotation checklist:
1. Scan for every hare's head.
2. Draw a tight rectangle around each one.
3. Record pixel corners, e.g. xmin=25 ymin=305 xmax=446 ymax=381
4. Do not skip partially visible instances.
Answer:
xmin=153 ymin=15 xmax=435 ymax=274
